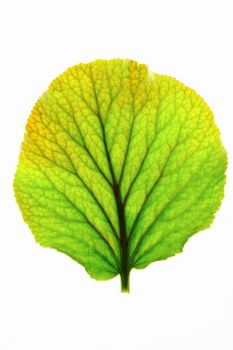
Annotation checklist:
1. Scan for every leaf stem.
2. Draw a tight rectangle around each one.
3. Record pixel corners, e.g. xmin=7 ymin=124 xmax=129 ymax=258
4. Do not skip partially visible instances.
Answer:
xmin=120 ymin=269 xmax=130 ymax=293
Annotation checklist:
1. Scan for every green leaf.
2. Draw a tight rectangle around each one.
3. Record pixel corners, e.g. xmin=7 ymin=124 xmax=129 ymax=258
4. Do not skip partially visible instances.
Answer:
xmin=14 ymin=59 xmax=227 ymax=292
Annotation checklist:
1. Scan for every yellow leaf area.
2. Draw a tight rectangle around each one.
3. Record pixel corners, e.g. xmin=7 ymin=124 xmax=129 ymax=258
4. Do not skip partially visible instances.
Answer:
xmin=14 ymin=59 xmax=227 ymax=292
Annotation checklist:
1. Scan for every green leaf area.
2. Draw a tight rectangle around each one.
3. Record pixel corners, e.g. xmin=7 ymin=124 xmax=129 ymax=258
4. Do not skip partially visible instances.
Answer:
xmin=14 ymin=59 xmax=227 ymax=292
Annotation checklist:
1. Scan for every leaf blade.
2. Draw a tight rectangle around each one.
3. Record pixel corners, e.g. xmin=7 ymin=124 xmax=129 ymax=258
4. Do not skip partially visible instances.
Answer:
xmin=14 ymin=59 xmax=227 ymax=290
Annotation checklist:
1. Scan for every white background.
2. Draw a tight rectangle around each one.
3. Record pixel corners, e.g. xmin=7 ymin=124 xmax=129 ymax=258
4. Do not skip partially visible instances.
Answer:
xmin=0 ymin=0 xmax=233 ymax=349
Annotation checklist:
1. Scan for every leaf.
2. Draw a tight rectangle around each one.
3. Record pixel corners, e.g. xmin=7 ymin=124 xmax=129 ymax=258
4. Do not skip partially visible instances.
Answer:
xmin=14 ymin=59 xmax=227 ymax=292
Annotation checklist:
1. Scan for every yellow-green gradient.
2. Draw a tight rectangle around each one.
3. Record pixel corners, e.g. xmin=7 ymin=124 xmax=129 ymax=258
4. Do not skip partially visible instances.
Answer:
xmin=14 ymin=59 xmax=227 ymax=292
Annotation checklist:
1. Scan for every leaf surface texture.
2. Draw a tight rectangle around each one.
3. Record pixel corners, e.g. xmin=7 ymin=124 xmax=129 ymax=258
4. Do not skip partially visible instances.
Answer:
xmin=14 ymin=59 xmax=227 ymax=290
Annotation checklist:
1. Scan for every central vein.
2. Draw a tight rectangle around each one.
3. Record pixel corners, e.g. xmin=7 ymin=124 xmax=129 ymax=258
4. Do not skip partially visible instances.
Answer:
xmin=90 ymin=67 xmax=130 ymax=291
xmin=97 ymin=113 xmax=129 ymax=292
